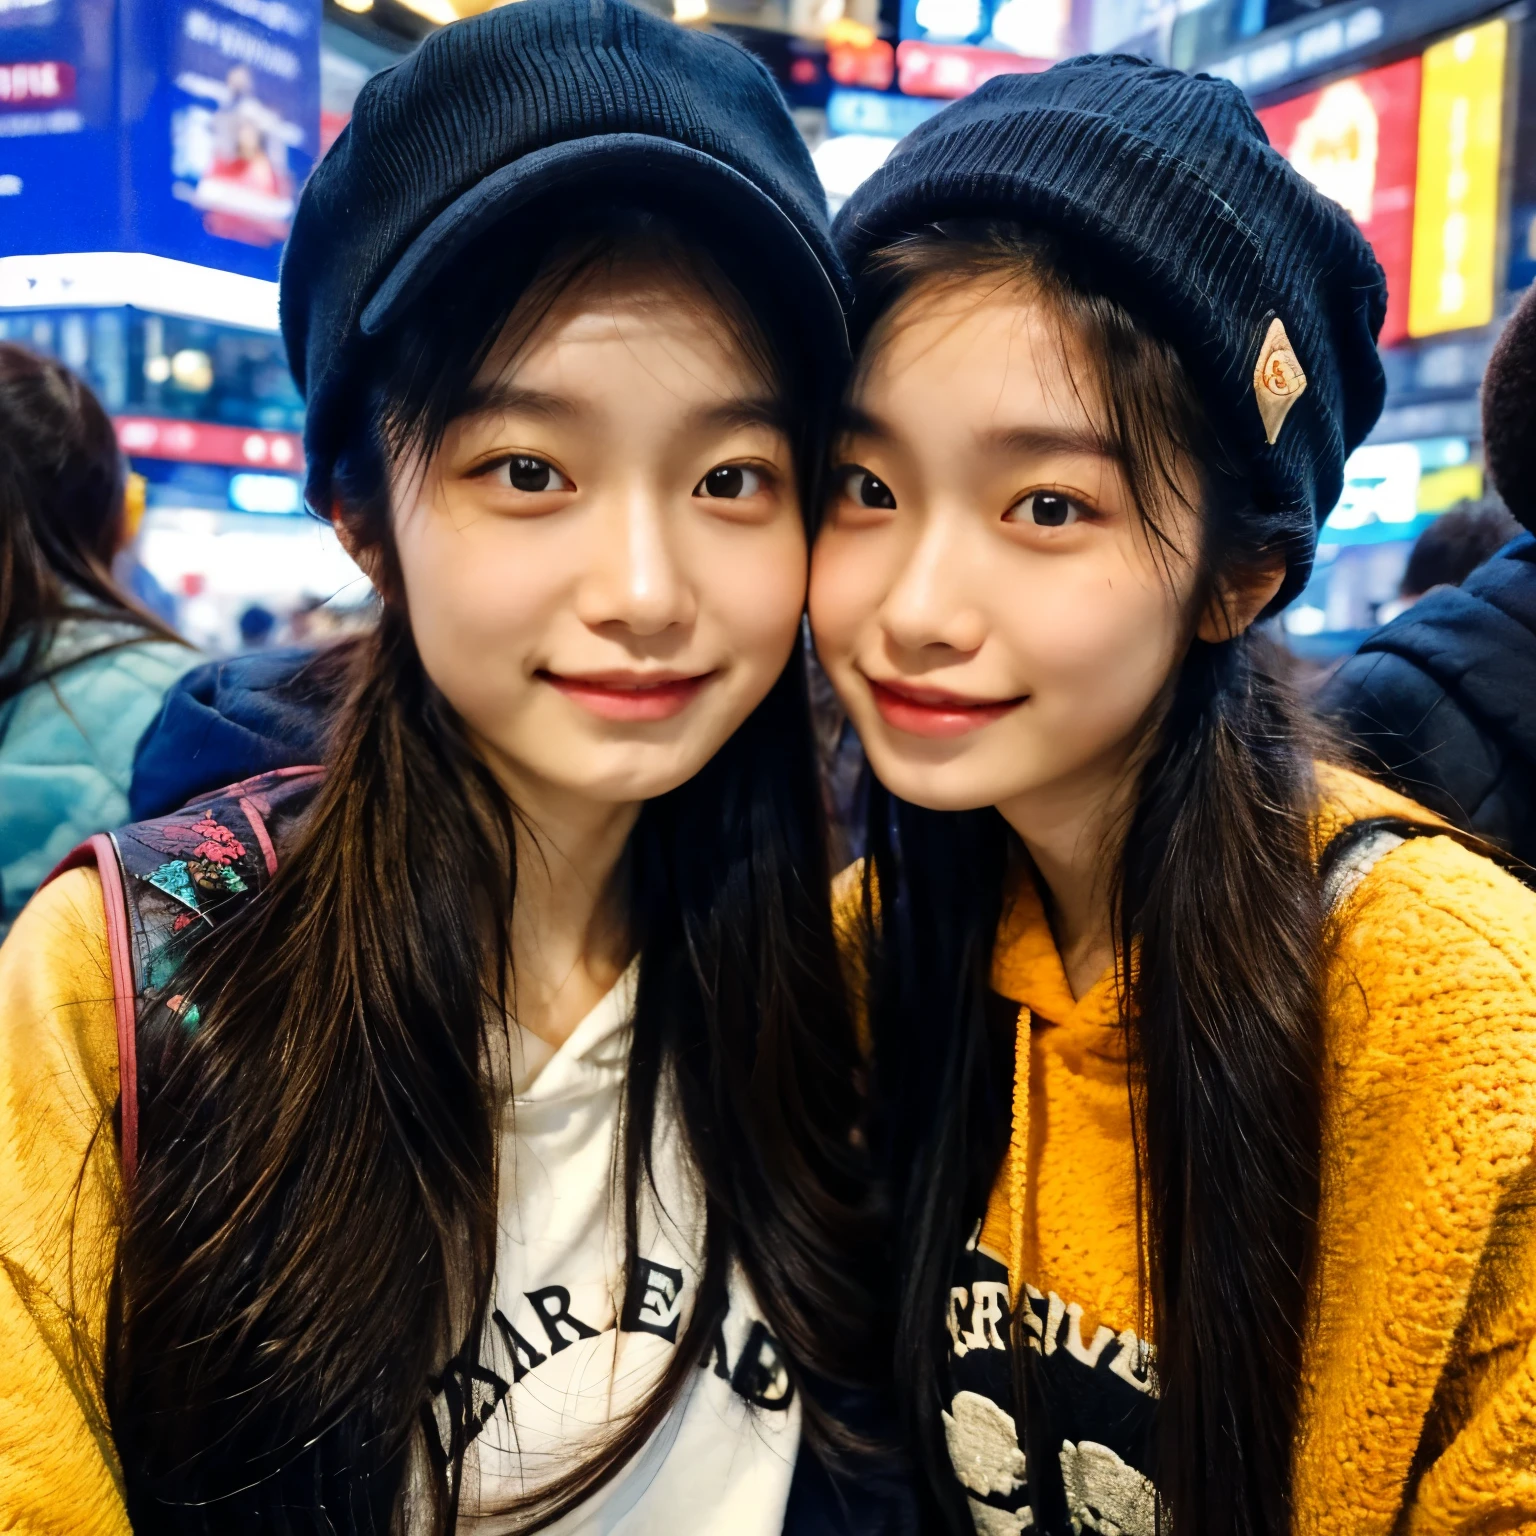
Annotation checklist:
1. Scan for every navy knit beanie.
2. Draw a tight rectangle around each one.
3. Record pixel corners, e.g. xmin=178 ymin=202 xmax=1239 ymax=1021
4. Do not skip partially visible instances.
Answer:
xmin=281 ymin=0 xmax=846 ymax=496
xmin=834 ymin=55 xmax=1389 ymax=608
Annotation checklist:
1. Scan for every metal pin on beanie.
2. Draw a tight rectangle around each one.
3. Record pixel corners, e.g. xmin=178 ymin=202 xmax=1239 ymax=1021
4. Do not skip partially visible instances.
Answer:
xmin=1254 ymin=317 xmax=1307 ymax=446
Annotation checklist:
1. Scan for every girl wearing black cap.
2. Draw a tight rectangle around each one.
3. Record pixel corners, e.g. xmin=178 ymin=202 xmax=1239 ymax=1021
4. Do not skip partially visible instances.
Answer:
xmin=810 ymin=57 xmax=1536 ymax=1536
xmin=0 ymin=4 xmax=899 ymax=1533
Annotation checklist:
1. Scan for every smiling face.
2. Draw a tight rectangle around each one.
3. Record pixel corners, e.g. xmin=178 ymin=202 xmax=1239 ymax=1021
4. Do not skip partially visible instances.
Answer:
xmin=809 ymin=272 xmax=1203 ymax=822
xmin=389 ymin=262 xmax=807 ymax=815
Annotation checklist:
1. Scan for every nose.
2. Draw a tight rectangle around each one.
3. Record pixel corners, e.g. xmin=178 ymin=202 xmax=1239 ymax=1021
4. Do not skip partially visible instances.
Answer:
xmin=575 ymin=484 xmax=696 ymax=638
xmin=879 ymin=504 xmax=988 ymax=657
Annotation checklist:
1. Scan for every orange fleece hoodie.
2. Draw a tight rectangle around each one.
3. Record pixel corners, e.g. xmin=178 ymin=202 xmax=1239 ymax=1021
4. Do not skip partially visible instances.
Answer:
xmin=952 ymin=765 xmax=1536 ymax=1533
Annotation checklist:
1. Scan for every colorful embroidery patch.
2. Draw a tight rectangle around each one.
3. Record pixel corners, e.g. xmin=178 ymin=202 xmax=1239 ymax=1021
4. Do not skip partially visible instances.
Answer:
xmin=148 ymin=859 xmax=199 ymax=910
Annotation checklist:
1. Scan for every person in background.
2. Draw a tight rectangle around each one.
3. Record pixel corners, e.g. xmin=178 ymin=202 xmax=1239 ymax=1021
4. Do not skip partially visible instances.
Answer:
xmin=0 ymin=344 xmax=199 ymax=936
xmin=112 ymin=471 xmax=180 ymax=628
xmin=236 ymin=601 xmax=278 ymax=651
xmin=1392 ymin=497 xmax=1522 ymax=611
xmin=1320 ymin=288 xmax=1536 ymax=866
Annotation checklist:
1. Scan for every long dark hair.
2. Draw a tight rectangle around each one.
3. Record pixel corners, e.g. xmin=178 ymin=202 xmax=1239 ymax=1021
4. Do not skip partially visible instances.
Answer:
xmin=0 ymin=343 xmax=182 ymax=705
xmin=105 ymin=210 xmax=874 ymax=1533
xmin=852 ymin=224 xmax=1326 ymax=1536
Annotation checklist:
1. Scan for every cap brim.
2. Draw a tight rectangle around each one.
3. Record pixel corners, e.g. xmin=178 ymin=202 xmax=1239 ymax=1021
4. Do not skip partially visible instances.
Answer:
xmin=360 ymin=132 xmax=847 ymax=363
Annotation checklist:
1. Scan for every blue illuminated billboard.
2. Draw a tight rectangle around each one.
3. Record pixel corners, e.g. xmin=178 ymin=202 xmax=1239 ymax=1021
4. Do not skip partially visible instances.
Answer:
xmin=0 ymin=0 xmax=320 ymax=282
xmin=898 ymin=0 xmax=1068 ymax=56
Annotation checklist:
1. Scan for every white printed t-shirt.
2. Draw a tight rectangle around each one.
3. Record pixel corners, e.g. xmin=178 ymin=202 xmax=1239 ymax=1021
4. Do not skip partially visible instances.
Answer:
xmin=436 ymin=962 xmax=801 ymax=1533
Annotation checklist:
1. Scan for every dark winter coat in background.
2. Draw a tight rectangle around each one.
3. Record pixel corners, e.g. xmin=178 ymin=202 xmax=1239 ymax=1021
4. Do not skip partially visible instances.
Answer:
xmin=1319 ymin=533 xmax=1536 ymax=867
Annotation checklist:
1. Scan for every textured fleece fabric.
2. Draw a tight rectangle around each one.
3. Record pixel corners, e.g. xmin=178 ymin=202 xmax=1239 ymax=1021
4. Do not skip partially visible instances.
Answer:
xmin=957 ymin=765 xmax=1536 ymax=1533
xmin=0 ymin=621 xmax=197 ymax=935
xmin=1320 ymin=534 xmax=1536 ymax=865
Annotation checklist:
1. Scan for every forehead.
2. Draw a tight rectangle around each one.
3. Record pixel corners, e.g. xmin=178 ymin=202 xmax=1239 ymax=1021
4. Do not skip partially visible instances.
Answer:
xmin=477 ymin=266 xmax=770 ymax=403
xmin=855 ymin=275 xmax=1104 ymax=434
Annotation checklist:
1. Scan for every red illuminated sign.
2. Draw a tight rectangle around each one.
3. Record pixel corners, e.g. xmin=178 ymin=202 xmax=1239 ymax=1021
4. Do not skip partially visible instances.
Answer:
xmin=0 ymin=61 xmax=75 ymax=110
xmin=1257 ymin=55 xmax=1421 ymax=347
xmin=896 ymin=41 xmax=1047 ymax=101
xmin=115 ymin=417 xmax=304 ymax=473
xmin=829 ymin=38 xmax=896 ymax=92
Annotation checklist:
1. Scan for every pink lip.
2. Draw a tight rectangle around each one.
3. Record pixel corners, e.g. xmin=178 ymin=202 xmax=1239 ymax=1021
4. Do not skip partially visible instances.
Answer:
xmin=865 ymin=675 xmax=1025 ymax=739
xmin=540 ymin=669 xmax=716 ymax=722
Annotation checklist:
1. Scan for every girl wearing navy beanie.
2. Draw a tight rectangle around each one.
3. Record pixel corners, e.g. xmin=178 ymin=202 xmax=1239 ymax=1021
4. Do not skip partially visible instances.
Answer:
xmin=0 ymin=4 xmax=907 ymax=1532
xmin=812 ymin=55 xmax=1536 ymax=1536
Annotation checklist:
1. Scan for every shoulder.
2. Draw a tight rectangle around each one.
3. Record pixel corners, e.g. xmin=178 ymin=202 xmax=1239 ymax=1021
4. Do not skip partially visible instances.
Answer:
xmin=0 ymin=867 xmax=120 ymax=1133
xmin=5 ymin=637 xmax=200 ymax=774
xmin=1311 ymin=762 xmax=1444 ymax=854
xmin=1319 ymin=647 xmax=1445 ymax=725
xmin=54 ymin=635 xmax=201 ymax=707
xmin=1328 ymin=829 xmax=1536 ymax=1083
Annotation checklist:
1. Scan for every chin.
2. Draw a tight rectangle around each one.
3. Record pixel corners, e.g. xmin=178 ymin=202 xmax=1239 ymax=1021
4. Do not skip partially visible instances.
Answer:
xmin=560 ymin=750 xmax=721 ymax=806
xmin=862 ymin=751 xmax=1005 ymax=815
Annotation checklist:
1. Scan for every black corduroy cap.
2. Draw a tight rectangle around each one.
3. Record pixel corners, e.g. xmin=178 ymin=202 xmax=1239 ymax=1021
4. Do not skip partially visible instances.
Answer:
xmin=280 ymin=0 xmax=847 ymax=485
xmin=834 ymin=54 xmax=1389 ymax=609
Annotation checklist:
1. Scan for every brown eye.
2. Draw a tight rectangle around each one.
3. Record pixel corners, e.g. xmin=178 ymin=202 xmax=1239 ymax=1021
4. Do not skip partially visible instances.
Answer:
xmin=842 ymin=467 xmax=896 ymax=509
xmin=1008 ymin=491 xmax=1079 ymax=527
xmin=501 ymin=456 xmax=571 ymax=493
xmin=696 ymin=464 xmax=765 ymax=498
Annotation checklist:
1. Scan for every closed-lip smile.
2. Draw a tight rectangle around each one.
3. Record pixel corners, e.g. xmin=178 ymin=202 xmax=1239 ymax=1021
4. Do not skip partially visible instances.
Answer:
xmin=539 ymin=668 xmax=718 ymax=723
xmin=863 ymin=673 xmax=1025 ymax=739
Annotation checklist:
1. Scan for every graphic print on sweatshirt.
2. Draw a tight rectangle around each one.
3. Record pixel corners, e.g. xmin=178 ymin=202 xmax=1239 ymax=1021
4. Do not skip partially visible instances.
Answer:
xmin=415 ymin=963 xmax=801 ymax=1535
xmin=945 ymin=1232 xmax=1158 ymax=1536
xmin=428 ymin=1261 xmax=794 ymax=1477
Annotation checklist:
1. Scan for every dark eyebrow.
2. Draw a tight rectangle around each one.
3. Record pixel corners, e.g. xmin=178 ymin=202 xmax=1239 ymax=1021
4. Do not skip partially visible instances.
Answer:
xmin=836 ymin=405 xmax=889 ymax=442
xmin=458 ymin=382 xmax=578 ymax=421
xmin=981 ymin=424 xmax=1112 ymax=460
xmin=690 ymin=396 xmax=791 ymax=438
xmin=456 ymin=386 xmax=787 ymax=438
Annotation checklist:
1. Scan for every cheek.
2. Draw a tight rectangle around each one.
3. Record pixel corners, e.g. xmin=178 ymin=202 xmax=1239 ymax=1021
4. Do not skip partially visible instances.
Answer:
xmin=392 ymin=496 xmax=568 ymax=695
xmin=808 ymin=528 xmax=882 ymax=663
xmin=1008 ymin=558 xmax=1185 ymax=732
xmin=701 ymin=521 xmax=808 ymax=670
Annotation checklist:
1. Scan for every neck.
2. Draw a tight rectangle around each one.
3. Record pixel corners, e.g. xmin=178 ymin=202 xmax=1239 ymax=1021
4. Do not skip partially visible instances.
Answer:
xmin=994 ymin=746 xmax=1138 ymax=1001
xmin=477 ymin=738 xmax=641 ymax=1053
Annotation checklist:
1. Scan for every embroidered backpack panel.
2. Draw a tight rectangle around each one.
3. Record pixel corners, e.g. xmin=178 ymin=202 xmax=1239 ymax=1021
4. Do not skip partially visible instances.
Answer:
xmin=112 ymin=766 xmax=325 ymax=1018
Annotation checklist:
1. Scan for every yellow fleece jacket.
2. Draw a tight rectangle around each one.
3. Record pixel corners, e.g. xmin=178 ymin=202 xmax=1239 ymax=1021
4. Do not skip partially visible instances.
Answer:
xmin=970 ymin=764 xmax=1536 ymax=1533
xmin=0 ymin=865 xmax=128 ymax=1534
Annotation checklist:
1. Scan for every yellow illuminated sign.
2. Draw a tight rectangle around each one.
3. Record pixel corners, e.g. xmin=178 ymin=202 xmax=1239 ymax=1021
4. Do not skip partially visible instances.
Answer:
xmin=1409 ymin=19 xmax=1507 ymax=337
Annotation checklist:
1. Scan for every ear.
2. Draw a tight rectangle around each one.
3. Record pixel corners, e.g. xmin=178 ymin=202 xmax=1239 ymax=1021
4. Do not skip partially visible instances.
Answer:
xmin=331 ymin=503 xmax=384 ymax=586
xmin=1196 ymin=554 xmax=1287 ymax=643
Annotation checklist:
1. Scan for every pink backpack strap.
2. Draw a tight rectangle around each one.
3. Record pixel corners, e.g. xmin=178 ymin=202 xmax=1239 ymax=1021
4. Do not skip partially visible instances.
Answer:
xmin=47 ymin=833 xmax=141 ymax=1185
xmin=43 ymin=766 xmax=326 ymax=1192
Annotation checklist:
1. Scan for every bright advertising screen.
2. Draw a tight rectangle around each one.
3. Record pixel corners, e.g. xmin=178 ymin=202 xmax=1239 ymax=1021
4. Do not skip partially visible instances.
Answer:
xmin=1257 ymin=56 xmax=1421 ymax=347
xmin=0 ymin=0 xmax=320 ymax=282
xmin=1408 ymin=19 xmax=1507 ymax=339
xmin=1257 ymin=18 xmax=1509 ymax=348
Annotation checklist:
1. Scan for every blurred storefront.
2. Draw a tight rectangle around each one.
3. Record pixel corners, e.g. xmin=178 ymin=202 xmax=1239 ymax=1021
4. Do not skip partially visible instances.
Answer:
xmin=0 ymin=0 xmax=372 ymax=652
